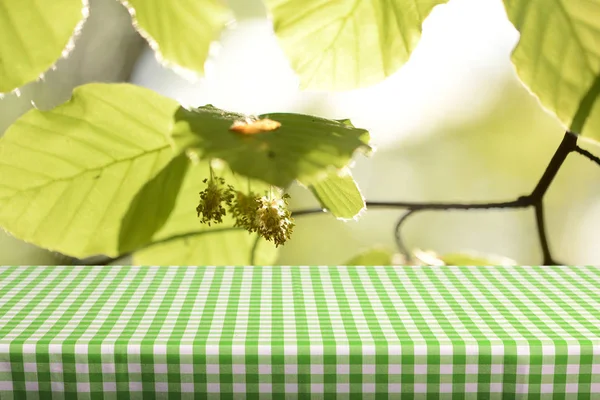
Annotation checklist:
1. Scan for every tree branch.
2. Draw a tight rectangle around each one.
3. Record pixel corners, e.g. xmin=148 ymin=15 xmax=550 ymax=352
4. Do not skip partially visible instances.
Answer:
xmin=574 ymin=146 xmax=600 ymax=167
xmin=291 ymin=131 xmax=580 ymax=266
xmin=75 ymin=131 xmax=600 ymax=267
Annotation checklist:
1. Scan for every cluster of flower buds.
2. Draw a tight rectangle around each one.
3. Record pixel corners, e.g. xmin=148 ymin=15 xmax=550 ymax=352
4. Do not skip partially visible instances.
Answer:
xmin=196 ymin=177 xmax=234 ymax=226
xmin=196 ymin=175 xmax=295 ymax=247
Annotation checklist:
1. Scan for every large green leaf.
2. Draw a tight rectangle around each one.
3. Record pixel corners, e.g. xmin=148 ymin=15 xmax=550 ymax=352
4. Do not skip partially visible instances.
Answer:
xmin=0 ymin=83 xmax=180 ymax=258
xmin=171 ymin=105 xmax=372 ymax=188
xmin=503 ymin=0 xmax=600 ymax=140
xmin=121 ymin=0 xmax=232 ymax=76
xmin=134 ymin=160 xmax=278 ymax=265
xmin=118 ymin=154 xmax=190 ymax=254
xmin=0 ymin=0 xmax=86 ymax=93
xmin=306 ymin=168 xmax=365 ymax=220
xmin=263 ymin=0 xmax=448 ymax=90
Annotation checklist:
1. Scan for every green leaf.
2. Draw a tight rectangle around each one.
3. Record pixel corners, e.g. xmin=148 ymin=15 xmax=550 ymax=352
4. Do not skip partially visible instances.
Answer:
xmin=171 ymin=105 xmax=372 ymax=188
xmin=413 ymin=249 xmax=517 ymax=266
xmin=134 ymin=160 xmax=278 ymax=265
xmin=122 ymin=0 xmax=232 ymax=76
xmin=439 ymin=251 xmax=517 ymax=266
xmin=503 ymin=1 xmax=600 ymax=139
xmin=134 ymin=229 xmax=278 ymax=265
xmin=306 ymin=168 xmax=365 ymax=220
xmin=0 ymin=83 xmax=180 ymax=258
xmin=118 ymin=154 xmax=190 ymax=254
xmin=0 ymin=0 xmax=86 ymax=93
xmin=344 ymin=247 xmax=395 ymax=266
xmin=263 ymin=0 xmax=448 ymax=90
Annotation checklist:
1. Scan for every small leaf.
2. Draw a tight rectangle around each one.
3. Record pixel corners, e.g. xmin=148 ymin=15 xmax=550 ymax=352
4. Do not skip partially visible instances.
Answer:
xmin=0 ymin=0 xmax=87 ymax=93
xmin=439 ymin=251 xmax=517 ymax=266
xmin=263 ymin=0 xmax=448 ymax=90
xmin=344 ymin=247 xmax=396 ymax=266
xmin=118 ymin=154 xmax=190 ymax=254
xmin=171 ymin=105 xmax=371 ymax=187
xmin=503 ymin=0 xmax=600 ymax=140
xmin=0 ymin=83 xmax=180 ymax=258
xmin=306 ymin=168 xmax=365 ymax=220
xmin=134 ymin=229 xmax=278 ymax=265
xmin=413 ymin=248 xmax=517 ymax=266
xmin=121 ymin=0 xmax=232 ymax=77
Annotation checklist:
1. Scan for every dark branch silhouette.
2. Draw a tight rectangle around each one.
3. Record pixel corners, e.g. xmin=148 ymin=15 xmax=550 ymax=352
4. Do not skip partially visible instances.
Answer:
xmin=286 ymin=131 xmax=580 ymax=265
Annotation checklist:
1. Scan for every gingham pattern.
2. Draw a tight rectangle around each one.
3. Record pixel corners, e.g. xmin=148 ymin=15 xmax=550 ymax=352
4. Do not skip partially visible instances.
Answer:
xmin=0 ymin=266 xmax=599 ymax=399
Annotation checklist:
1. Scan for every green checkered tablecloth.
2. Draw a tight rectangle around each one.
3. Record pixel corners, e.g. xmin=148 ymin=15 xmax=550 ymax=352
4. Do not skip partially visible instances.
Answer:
xmin=0 ymin=266 xmax=599 ymax=399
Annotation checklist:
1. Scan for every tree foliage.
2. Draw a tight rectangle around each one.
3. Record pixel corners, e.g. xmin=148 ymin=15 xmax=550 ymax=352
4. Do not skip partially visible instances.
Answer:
xmin=0 ymin=0 xmax=599 ymax=265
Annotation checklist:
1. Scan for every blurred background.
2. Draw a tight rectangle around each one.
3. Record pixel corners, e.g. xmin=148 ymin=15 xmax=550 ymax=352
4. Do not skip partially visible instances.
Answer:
xmin=2 ymin=0 xmax=600 ymax=265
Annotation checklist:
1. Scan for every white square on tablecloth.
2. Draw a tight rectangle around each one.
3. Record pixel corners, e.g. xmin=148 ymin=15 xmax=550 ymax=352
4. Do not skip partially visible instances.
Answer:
xmin=259 ymin=383 xmax=272 ymax=392
xmin=363 ymin=383 xmax=375 ymax=393
xmin=23 ymin=363 xmax=37 ymax=373
xmin=77 ymin=383 xmax=90 ymax=392
xmin=285 ymin=364 xmax=297 ymax=374
xmin=541 ymin=384 xmax=553 ymax=393
xmin=155 ymin=382 xmax=168 ymax=392
xmin=565 ymin=383 xmax=579 ymax=393
xmin=414 ymin=383 xmax=427 ymax=393
xmin=490 ymin=383 xmax=502 ymax=392
xmin=286 ymin=383 xmax=298 ymax=393
xmin=414 ymin=365 xmax=427 ymax=374
xmin=465 ymin=383 xmax=478 ymax=392
xmin=440 ymin=383 xmax=452 ymax=393
xmin=207 ymin=383 xmax=220 ymax=393
xmin=311 ymin=365 xmax=324 ymax=374
xmin=542 ymin=365 xmax=554 ymax=375
xmin=180 ymin=364 xmax=193 ymax=374
xmin=567 ymin=364 xmax=579 ymax=374
xmin=233 ymin=383 xmax=246 ymax=393
xmin=465 ymin=364 xmax=478 ymax=374
xmin=154 ymin=364 xmax=167 ymax=374
xmin=259 ymin=364 xmax=271 ymax=374
xmin=337 ymin=383 xmax=350 ymax=393
xmin=181 ymin=383 xmax=194 ymax=393
xmin=440 ymin=364 xmax=452 ymax=374
xmin=232 ymin=364 xmax=245 ymax=374
xmin=311 ymin=383 xmax=324 ymax=393
xmin=389 ymin=383 xmax=401 ymax=393
xmin=363 ymin=364 xmax=376 ymax=374
xmin=337 ymin=364 xmax=349 ymax=374
xmin=206 ymin=364 xmax=219 ymax=374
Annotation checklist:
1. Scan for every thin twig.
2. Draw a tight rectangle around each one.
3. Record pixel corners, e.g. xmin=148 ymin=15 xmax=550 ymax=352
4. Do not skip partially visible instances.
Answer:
xmin=534 ymin=201 xmax=557 ymax=265
xmin=574 ymin=146 xmax=600 ymax=167
xmin=394 ymin=210 xmax=417 ymax=260
xmin=249 ymin=234 xmax=261 ymax=265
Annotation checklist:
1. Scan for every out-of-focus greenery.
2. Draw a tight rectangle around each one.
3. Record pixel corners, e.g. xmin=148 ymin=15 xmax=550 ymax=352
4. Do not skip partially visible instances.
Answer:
xmin=503 ymin=0 xmax=600 ymax=140
xmin=263 ymin=0 xmax=449 ymax=90
xmin=122 ymin=0 xmax=232 ymax=76
xmin=2 ymin=0 xmax=600 ymax=265
xmin=0 ymin=0 xmax=84 ymax=93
